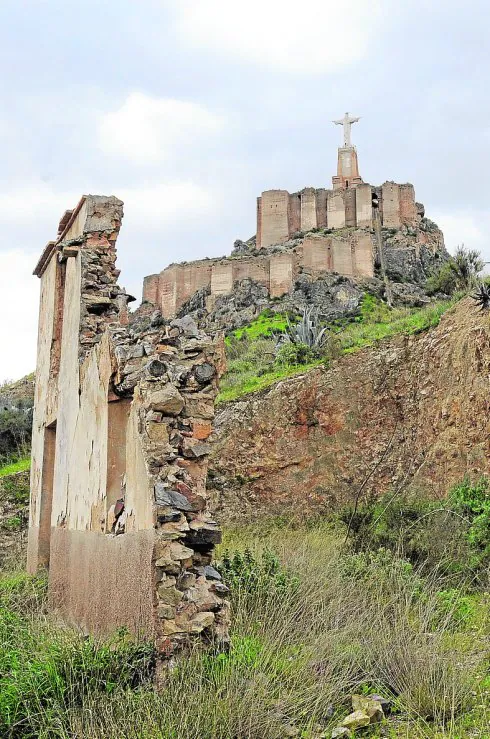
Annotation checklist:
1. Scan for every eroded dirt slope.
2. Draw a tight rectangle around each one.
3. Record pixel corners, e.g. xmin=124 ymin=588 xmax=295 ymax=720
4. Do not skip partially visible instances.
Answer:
xmin=211 ymin=299 xmax=490 ymax=522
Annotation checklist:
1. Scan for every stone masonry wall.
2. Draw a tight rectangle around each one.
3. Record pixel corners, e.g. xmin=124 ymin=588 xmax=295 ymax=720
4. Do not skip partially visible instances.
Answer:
xmin=29 ymin=196 xmax=229 ymax=661
xmin=257 ymin=180 xmax=419 ymax=248
xmin=144 ymin=232 xmax=375 ymax=319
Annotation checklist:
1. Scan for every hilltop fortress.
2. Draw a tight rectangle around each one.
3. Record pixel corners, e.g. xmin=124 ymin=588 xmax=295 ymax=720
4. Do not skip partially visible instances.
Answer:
xmin=143 ymin=114 xmax=447 ymax=322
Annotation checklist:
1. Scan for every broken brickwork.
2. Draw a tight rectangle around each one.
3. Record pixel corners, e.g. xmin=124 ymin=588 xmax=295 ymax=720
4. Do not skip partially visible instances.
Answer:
xmin=28 ymin=195 xmax=229 ymax=660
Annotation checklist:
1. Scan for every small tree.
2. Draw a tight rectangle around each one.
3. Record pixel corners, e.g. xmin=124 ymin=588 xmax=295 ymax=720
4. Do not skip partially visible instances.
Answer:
xmin=427 ymin=246 xmax=484 ymax=295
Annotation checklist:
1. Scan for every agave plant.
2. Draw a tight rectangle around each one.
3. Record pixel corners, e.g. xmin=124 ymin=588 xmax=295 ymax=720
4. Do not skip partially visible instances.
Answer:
xmin=471 ymin=283 xmax=490 ymax=311
xmin=279 ymin=307 xmax=328 ymax=349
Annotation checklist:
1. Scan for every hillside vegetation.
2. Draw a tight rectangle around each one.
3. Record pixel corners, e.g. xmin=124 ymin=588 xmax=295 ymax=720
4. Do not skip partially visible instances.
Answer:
xmin=218 ymin=296 xmax=456 ymax=403
xmin=1 ymin=477 xmax=489 ymax=737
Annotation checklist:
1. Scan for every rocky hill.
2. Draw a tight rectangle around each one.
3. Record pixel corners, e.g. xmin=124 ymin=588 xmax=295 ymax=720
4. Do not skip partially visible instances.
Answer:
xmin=210 ymin=297 xmax=490 ymax=522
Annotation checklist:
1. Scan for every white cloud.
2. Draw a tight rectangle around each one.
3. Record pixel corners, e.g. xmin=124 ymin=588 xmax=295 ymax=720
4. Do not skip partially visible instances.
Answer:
xmin=0 ymin=250 xmax=39 ymax=382
xmin=119 ymin=181 xmax=217 ymax=229
xmin=433 ymin=210 xmax=490 ymax=262
xmin=170 ymin=0 xmax=381 ymax=74
xmin=98 ymin=92 xmax=225 ymax=164
xmin=0 ymin=182 xmax=78 ymax=227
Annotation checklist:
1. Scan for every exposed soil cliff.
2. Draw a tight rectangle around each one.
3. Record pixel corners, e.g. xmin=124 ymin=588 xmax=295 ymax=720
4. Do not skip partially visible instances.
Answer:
xmin=210 ymin=298 xmax=490 ymax=522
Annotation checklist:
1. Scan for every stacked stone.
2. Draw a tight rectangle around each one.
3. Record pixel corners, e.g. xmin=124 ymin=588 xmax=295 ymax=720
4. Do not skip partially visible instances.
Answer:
xmin=58 ymin=196 xmax=133 ymax=361
xmin=110 ymin=310 xmax=230 ymax=658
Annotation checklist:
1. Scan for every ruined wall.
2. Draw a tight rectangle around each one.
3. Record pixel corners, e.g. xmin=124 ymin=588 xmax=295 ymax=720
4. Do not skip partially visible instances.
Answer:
xmin=144 ymin=232 xmax=375 ymax=318
xmin=29 ymin=196 xmax=229 ymax=657
xmin=257 ymin=180 xmax=419 ymax=247
xmin=211 ymin=299 xmax=490 ymax=522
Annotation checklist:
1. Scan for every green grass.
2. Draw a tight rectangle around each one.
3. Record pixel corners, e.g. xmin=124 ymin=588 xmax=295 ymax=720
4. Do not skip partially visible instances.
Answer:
xmin=0 ymin=457 xmax=30 ymax=478
xmin=218 ymin=298 xmax=455 ymax=404
xmin=226 ymin=310 xmax=288 ymax=342
xmin=337 ymin=300 xmax=452 ymax=354
xmin=217 ymin=359 xmax=324 ymax=404
xmin=1 ymin=520 xmax=489 ymax=737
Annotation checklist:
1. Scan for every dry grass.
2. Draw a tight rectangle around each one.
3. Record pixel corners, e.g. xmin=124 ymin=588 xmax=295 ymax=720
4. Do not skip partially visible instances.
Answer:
xmin=1 ymin=523 xmax=489 ymax=738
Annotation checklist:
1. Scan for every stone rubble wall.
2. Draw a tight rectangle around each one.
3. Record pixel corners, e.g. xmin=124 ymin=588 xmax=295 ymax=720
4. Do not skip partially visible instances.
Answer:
xmin=29 ymin=195 xmax=229 ymax=660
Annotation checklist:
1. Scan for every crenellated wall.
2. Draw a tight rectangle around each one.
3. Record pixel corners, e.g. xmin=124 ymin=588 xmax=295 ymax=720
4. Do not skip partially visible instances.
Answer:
xmin=144 ymin=231 xmax=375 ymax=318
xmin=256 ymin=180 xmax=419 ymax=249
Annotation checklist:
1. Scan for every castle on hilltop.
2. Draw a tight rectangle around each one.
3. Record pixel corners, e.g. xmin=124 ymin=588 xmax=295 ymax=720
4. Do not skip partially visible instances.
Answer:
xmin=143 ymin=114 xmax=445 ymax=320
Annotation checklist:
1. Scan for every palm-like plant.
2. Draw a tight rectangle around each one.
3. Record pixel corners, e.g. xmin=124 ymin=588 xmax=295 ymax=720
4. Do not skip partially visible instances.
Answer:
xmin=471 ymin=283 xmax=490 ymax=311
xmin=280 ymin=307 xmax=328 ymax=349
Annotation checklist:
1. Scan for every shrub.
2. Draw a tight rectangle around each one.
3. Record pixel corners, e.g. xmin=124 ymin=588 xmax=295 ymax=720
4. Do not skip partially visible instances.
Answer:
xmin=426 ymin=246 xmax=484 ymax=295
xmin=218 ymin=548 xmax=299 ymax=597
xmin=0 ymin=575 xmax=156 ymax=738
xmin=275 ymin=341 xmax=317 ymax=367
xmin=339 ymin=491 xmax=475 ymax=583
xmin=449 ymin=476 xmax=490 ymax=570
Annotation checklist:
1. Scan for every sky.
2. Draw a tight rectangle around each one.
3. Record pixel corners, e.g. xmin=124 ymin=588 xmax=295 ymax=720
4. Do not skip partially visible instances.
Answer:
xmin=1 ymin=0 xmax=490 ymax=382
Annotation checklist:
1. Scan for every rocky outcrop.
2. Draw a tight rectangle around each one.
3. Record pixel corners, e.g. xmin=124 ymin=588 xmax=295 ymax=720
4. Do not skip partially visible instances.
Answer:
xmin=210 ymin=298 xmax=490 ymax=522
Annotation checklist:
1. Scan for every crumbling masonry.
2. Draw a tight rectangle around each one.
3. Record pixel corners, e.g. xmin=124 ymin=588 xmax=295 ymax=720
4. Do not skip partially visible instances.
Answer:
xmin=28 ymin=195 xmax=230 ymax=656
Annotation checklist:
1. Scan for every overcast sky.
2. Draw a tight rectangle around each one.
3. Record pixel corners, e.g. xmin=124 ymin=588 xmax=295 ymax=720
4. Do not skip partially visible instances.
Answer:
xmin=1 ymin=0 xmax=489 ymax=381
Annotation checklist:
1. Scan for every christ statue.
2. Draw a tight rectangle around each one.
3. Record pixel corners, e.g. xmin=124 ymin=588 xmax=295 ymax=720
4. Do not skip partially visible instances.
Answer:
xmin=333 ymin=112 xmax=360 ymax=147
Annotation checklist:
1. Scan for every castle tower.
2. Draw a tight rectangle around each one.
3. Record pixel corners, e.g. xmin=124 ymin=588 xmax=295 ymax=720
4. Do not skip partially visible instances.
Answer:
xmin=331 ymin=112 xmax=363 ymax=190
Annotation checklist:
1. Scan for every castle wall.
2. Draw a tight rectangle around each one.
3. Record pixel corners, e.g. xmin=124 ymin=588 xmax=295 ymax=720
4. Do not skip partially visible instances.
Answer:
xmin=399 ymin=184 xmax=418 ymax=224
xmin=260 ymin=190 xmax=290 ymax=247
xmin=355 ymin=184 xmax=372 ymax=228
xmin=269 ymin=252 xmax=295 ymax=298
xmin=302 ymin=235 xmax=332 ymax=272
xmin=327 ymin=190 xmax=346 ymax=229
xmin=381 ymin=182 xmax=401 ymax=227
xmin=300 ymin=188 xmax=317 ymax=232
xmin=344 ymin=188 xmax=357 ymax=227
xmin=316 ymin=189 xmax=328 ymax=229
xmin=352 ymin=232 xmax=374 ymax=277
xmin=211 ymin=262 xmax=234 ymax=296
xmin=256 ymin=197 xmax=263 ymax=250
xmin=233 ymin=257 xmax=269 ymax=288
xmin=288 ymin=193 xmax=301 ymax=235
xmin=332 ymin=237 xmax=354 ymax=276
